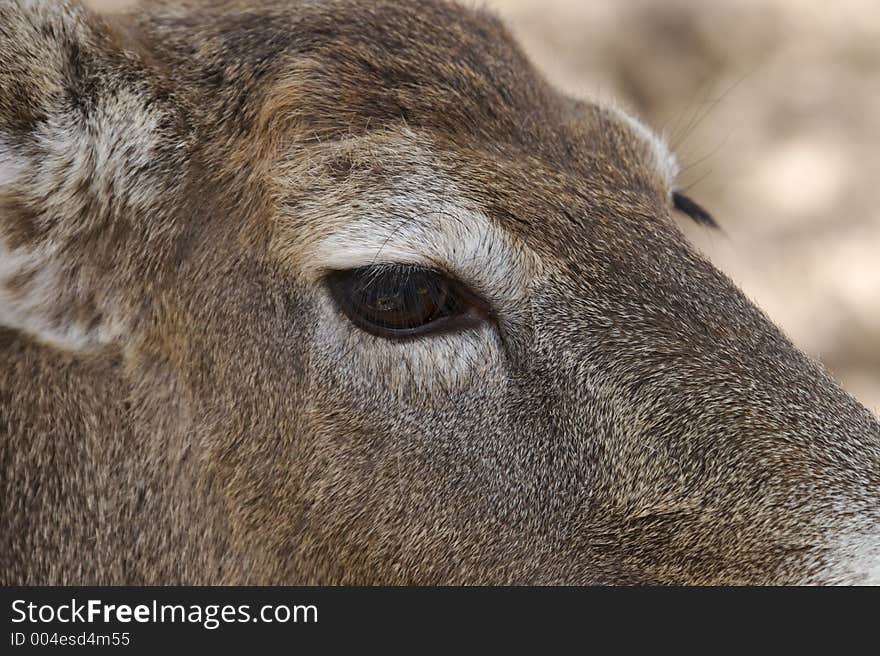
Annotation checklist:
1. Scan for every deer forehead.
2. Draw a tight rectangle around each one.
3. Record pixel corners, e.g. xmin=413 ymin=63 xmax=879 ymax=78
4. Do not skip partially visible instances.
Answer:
xmin=233 ymin=4 xmax=682 ymax=256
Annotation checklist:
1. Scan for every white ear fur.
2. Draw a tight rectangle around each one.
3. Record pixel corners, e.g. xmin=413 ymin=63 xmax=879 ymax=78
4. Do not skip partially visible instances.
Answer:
xmin=0 ymin=244 xmax=80 ymax=350
xmin=0 ymin=139 xmax=24 ymax=188
xmin=0 ymin=226 xmax=130 ymax=353
xmin=1 ymin=139 xmax=114 ymax=350
xmin=0 ymin=5 xmax=143 ymax=351
xmin=0 ymin=135 xmax=137 ymax=351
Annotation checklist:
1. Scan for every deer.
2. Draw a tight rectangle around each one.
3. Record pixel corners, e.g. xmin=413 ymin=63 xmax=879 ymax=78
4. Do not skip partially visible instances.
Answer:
xmin=1 ymin=0 xmax=878 ymax=585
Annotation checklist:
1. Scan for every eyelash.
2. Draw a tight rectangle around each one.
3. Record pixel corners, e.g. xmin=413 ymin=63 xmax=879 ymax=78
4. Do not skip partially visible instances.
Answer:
xmin=672 ymin=191 xmax=717 ymax=229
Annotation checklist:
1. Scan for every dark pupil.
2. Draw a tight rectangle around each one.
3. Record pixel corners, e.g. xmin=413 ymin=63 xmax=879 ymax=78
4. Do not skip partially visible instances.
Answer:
xmin=351 ymin=267 xmax=453 ymax=330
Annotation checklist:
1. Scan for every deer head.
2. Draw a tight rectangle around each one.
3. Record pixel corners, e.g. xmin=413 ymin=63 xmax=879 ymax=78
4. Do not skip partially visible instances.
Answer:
xmin=1 ymin=0 xmax=878 ymax=584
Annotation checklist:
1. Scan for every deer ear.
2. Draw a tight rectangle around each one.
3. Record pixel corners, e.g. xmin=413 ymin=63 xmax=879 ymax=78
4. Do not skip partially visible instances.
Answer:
xmin=0 ymin=1 xmax=189 ymax=351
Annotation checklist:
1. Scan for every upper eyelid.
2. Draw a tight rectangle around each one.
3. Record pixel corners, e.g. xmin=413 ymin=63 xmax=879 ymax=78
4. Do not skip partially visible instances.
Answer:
xmin=301 ymin=207 xmax=536 ymax=308
xmin=325 ymin=262 xmax=493 ymax=310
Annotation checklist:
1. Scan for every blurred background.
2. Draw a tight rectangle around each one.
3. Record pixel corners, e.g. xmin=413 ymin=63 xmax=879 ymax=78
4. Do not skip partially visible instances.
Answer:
xmin=89 ymin=0 xmax=880 ymax=411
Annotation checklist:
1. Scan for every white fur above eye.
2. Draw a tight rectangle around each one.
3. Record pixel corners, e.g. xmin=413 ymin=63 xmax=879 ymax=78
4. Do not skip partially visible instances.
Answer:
xmin=311 ymin=202 xmax=530 ymax=300
xmin=280 ymin=154 xmax=543 ymax=315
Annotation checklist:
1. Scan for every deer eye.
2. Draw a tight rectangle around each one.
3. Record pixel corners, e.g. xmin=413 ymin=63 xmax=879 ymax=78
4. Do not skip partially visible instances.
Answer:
xmin=327 ymin=265 xmax=485 ymax=339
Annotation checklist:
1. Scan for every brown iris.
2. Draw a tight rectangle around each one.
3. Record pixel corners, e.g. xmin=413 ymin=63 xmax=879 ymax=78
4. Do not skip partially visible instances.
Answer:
xmin=327 ymin=265 xmax=482 ymax=338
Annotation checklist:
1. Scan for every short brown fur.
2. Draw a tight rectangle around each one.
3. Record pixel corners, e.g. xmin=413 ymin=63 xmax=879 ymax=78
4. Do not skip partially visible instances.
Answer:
xmin=1 ymin=0 xmax=878 ymax=584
